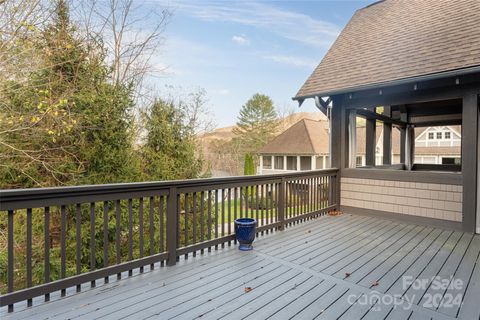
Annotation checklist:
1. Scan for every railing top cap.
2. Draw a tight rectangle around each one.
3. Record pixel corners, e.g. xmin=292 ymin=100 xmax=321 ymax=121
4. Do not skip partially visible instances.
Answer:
xmin=0 ymin=169 xmax=338 ymax=209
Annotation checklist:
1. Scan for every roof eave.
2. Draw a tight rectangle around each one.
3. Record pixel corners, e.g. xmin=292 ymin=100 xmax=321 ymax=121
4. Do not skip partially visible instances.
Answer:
xmin=292 ymin=65 xmax=480 ymax=101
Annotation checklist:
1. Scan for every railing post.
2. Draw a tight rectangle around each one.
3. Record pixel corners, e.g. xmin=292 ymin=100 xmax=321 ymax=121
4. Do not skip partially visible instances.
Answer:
xmin=166 ymin=186 xmax=178 ymax=266
xmin=278 ymin=178 xmax=285 ymax=230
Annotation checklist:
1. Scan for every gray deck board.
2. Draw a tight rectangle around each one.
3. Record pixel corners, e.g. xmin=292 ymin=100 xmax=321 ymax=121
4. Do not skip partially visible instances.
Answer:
xmin=315 ymin=221 xmax=402 ymax=273
xmin=2 ymin=214 xmax=479 ymax=320
xmin=385 ymin=230 xmax=453 ymax=297
xmin=402 ymin=231 xmax=464 ymax=305
xmin=302 ymin=219 xmax=395 ymax=269
xmin=357 ymin=227 xmax=434 ymax=288
xmin=438 ymin=234 xmax=480 ymax=317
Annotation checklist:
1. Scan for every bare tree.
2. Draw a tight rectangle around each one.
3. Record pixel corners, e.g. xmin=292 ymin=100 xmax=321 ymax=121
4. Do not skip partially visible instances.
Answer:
xmin=75 ymin=0 xmax=171 ymax=92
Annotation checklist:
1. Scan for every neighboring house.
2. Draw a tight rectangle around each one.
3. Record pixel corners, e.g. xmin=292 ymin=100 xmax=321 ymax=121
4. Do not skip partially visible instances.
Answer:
xmin=257 ymin=119 xmax=330 ymax=175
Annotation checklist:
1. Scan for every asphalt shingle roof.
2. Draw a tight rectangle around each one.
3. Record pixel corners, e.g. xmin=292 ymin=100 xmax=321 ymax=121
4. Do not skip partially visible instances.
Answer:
xmin=295 ymin=0 xmax=480 ymax=99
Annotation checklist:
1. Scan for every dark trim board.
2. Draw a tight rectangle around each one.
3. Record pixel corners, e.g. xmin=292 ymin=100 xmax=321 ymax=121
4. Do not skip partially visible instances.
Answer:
xmin=342 ymin=168 xmax=463 ymax=185
xmin=341 ymin=205 xmax=463 ymax=232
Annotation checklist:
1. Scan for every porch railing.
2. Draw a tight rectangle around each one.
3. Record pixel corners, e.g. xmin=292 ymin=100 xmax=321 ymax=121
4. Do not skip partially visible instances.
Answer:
xmin=0 ymin=169 xmax=338 ymax=312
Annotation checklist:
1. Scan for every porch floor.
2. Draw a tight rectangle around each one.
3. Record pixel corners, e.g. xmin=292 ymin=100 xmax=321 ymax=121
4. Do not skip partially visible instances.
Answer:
xmin=3 ymin=214 xmax=480 ymax=320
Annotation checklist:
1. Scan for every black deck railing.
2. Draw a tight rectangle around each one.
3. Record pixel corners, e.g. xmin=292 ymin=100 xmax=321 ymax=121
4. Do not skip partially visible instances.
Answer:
xmin=0 ymin=169 xmax=338 ymax=312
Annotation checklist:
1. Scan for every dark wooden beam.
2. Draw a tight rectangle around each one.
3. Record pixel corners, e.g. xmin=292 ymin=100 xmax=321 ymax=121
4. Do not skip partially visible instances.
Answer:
xmin=356 ymin=109 xmax=406 ymax=127
xmin=345 ymin=82 xmax=480 ymax=109
xmin=383 ymin=106 xmax=392 ymax=165
xmin=461 ymin=92 xmax=478 ymax=233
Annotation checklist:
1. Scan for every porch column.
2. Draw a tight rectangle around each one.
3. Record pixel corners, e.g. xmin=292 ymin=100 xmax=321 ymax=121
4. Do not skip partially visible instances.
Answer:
xmin=259 ymin=156 xmax=263 ymax=173
xmin=296 ymin=156 xmax=300 ymax=171
xmin=383 ymin=106 xmax=392 ymax=165
xmin=400 ymin=105 xmax=407 ymax=164
xmin=348 ymin=110 xmax=357 ymax=168
xmin=365 ymin=108 xmax=376 ymax=166
xmin=462 ymin=92 xmax=478 ymax=233
xmin=405 ymin=125 xmax=415 ymax=170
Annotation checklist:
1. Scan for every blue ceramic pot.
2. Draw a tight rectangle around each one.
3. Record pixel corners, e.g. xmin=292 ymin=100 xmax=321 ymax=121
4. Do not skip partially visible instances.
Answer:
xmin=234 ymin=218 xmax=257 ymax=251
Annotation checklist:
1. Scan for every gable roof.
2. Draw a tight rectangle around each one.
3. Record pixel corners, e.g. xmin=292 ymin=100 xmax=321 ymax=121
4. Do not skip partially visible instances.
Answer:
xmin=295 ymin=0 xmax=480 ymax=99
xmin=258 ymin=119 xmax=329 ymax=155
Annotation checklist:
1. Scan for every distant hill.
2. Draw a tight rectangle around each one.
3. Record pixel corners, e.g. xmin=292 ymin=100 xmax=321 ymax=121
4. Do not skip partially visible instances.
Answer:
xmin=198 ymin=112 xmax=327 ymax=176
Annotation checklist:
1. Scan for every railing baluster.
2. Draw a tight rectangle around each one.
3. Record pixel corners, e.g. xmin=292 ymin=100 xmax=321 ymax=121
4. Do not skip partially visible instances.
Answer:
xmin=166 ymin=187 xmax=178 ymax=266
xmin=90 ymin=202 xmax=96 ymax=287
xmin=128 ymin=199 xmax=133 ymax=276
xmin=139 ymin=197 xmax=144 ymax=272
xmin=176 ymin=193 xmax=180 ymax=261
xmin=7 ymin=210 xmax=14 ymax=312
xmin=103 ymin=201 xmax=109 ymax=283
xmin=265 ymin=184 xmax=269 ymax=234
xmin=160 ymin=195 xmax=165 ymax=254
xmin=200 ymin=191 xmax=205 ymax=253
xmin=60 ymin=205 xmax=66 ymax=296
xmin=44 ymin=206 xmax=50 ymax=302
xmin=75 ymin=204 xmax=81 ymax=292
xmin=149 ymin=196 xmax=155 ymax=269
xmin=255 ymin=184 xmax=259 ymax=229
xmin=239 ymin=186 xmax=243 ymax=218
xmin=234 ymin=187 xmax=238 ymax=243
xmin=228 ymin=188 xmax=231 ymax=243
xmin=184 ymin=193 xmax=189 ymax=259
xmin=26 ymin=208 xmax=32 ymax=307
xmin=115 ymin=200 xmax=121 ymax=279
xmin=214 ymin=189 xmax=218 ymax=249
xmin=221 ymin=188 xmax=225 ymax=247
xmin=207 ymin=190 xmax=212 ymax=251
xmin=193 ymin=192 xmax=197 ymax=256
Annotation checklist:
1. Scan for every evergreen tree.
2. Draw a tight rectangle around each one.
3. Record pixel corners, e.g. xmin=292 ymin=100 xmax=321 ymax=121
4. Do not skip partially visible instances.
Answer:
xmin=0 ymin=0 xmax=140 ymax=187
xmin=141 ymin=98 xmax=203 ymax=181
xmin=233 ymin=93 xmax=278 ymax=154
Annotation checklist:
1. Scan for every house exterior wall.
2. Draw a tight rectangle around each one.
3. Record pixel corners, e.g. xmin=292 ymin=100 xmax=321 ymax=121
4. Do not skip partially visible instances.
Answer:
xmin=341 ymin=177 xmax=463 ymax=222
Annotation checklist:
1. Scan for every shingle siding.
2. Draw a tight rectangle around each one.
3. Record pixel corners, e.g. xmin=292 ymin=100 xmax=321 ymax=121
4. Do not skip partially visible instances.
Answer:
xmin=341 ymin=177 xmax=463 ymax=222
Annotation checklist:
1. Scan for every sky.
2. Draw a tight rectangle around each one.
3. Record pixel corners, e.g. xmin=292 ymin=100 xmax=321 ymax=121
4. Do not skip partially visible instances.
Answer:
xmin=143 ymin=0 xmax=375 ymax=128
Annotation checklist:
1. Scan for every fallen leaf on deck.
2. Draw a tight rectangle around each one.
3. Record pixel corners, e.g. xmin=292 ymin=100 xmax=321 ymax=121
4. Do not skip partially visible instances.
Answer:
xmin=345 ymin=272 xmax=351 ymax=278
xmin=244 ymin=287 xmax=253 ymax=293
xmin=372 ymin=281 xmax=379 ymax=287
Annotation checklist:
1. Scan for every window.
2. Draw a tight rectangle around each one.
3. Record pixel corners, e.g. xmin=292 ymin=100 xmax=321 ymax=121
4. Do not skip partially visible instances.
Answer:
xmin=316 ymin=156 xmax=324 ymax=169
xmin=436 ymin=132 xmax=442 ymax=139
xmin=325 ymin=156 xmax=330 ymax=168
xmin=444 ymin=131 xmax=451 ymax=139
xmin=274 ymin=156 xmax=284 ymax=170
xmin=300 ymin=157 xmax=312 ymax=170
xmin=262 ymin=156 xmax=272 ymax=169
xmin=428 ymin=132 xmax=434 ymax=139
xmin=356 ymin=156 xmax=363 ymax=167
xmin=286 ymin=156 xmax=297 ymax=170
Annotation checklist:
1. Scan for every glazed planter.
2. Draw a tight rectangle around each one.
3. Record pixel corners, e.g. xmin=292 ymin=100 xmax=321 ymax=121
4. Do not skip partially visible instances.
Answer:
xmin=234 ymin=218 xmax=257 ymax=251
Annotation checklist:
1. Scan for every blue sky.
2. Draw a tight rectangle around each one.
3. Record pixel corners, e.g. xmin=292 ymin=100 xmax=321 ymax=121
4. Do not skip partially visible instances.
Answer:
xmin=146 ymin=0 xmax=374 ymax=127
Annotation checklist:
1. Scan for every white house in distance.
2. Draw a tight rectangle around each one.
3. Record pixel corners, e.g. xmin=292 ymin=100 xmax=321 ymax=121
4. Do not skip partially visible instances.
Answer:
xmin=257 ymin=119 xmax=461 ymax=174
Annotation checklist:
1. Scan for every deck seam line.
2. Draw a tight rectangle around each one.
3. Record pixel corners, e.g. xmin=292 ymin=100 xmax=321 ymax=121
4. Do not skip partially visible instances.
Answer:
xmin=255 ymin=249 xmax=457 ymax=320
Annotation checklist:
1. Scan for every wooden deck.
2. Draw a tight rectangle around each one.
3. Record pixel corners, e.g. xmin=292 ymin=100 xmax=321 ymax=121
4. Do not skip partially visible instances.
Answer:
xmin=2 ymin=213 xmax=480 ymax=320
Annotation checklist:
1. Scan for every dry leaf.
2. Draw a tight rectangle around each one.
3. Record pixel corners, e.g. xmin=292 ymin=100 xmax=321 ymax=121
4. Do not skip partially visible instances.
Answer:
xmin=244 ymin=287 xmax=253 ymax=293
xmin=372 ymin=281 xmax=379 ymax=287
xmin=345 ymin=272 xmax=351 ymax=278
